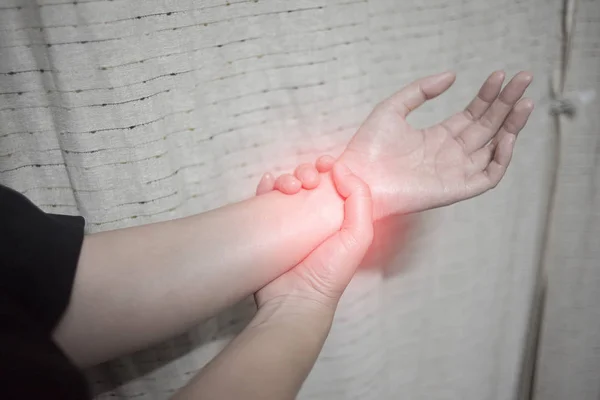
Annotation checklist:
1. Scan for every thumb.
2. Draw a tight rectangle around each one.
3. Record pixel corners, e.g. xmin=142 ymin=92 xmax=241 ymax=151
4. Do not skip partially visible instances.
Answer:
xmin=296 ymin=163 xmax=373 ymax=301
xmin=333 ymin=162 xmax=373 ymax=239
xmin=385 ymin=71 xmax=455 ymax=118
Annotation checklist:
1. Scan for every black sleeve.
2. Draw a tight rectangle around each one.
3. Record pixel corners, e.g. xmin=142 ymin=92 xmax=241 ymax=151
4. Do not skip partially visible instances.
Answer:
xmin=0 ymin=185 xmax=89 ymax=399
xmin=0 ymin=184 xmax=85 ymax=332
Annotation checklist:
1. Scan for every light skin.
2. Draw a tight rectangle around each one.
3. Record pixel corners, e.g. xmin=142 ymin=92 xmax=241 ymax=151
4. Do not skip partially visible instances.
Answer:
xmin=54 ymin=170 xmax=346 ymax=368
xmin=174 ymin=162 xmax=373 ymax=400
xmin=268 ymin=71 xmax=534 ymax=219
xmin=184 ymin=70 xmax=536 ymax=396
xmin=53 ymin=70 xmax=534 ymax=371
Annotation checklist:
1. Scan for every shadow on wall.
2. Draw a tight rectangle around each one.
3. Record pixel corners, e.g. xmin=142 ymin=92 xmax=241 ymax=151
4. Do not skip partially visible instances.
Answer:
xmin=87 ymin=297 xmax=257 ymax=397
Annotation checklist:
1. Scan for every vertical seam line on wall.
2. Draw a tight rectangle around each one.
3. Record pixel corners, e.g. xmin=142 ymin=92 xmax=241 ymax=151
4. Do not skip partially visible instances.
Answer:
xmin=517 ymin=0 xmax=578 ymax=399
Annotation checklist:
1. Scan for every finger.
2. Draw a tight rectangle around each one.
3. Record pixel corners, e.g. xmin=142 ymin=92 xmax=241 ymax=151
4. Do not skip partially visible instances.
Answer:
xmin=332 ymin=163 xmax=373 ymax=244
xmin=256 ymin=172 xmax=275 ymax=196
xmin=465 ymin=70 xmax=507 ymax=121
xmin=294 ymin=163 xmax=320 ymax=189
xmin=438 ymin=70 xmax=505 ymax=136
xmin=466 ymin=133 xmax=516 ymax=196
xmin=384 ymin=71 xmax=456 ymax=118
xmin=274 ymin=173 xmax=302 ymax=194
xmin=489 ymin=97 xmax=534 ymax=147
xmin=467 ymin=97 xmax=534 ymax=175
xmin=316 ymin=155 xmax=335 ymax=173
xmin=298 ymin=164 xmax=373 ymax=298
xmin=459 ymin=71 xmax=533 ymax=153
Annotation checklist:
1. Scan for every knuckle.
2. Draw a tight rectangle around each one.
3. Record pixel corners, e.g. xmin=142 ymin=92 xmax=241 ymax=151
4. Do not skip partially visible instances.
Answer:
xmin=504 ymin=120 xmax=520 ymax=134
xmin=464 ymin=108 xmax=476 ymax=122
xmin=479 ymin=115 xmax=494 ymax=130
xmin=379 ymin=98 xmax=400 ymax=114
xmin=339 ymin=227 xmax=372 ymax=253
xmin=349 ymin=178 xmax=372 ymax=197
xmin=456 ymin=135 xmax=468 ymax=151
xmin=339 ymin=229 xmax=360 ymax=252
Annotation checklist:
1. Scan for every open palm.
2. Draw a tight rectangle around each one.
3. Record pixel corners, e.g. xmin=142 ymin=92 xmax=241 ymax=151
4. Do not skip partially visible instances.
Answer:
xmin=339 ymin=71 xmax=534 ymax=219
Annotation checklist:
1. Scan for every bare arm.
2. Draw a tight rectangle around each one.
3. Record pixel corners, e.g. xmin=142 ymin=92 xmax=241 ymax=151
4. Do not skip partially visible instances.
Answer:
xmin=174 ymin=299 xmax=334 ymax=400
xmin=174 ymin=163 xmax=373 ymax=400
xmin=53 ymin=172 xmax=344 ymax=368
xmin=54 ymin=70 xmax=533 ymax=368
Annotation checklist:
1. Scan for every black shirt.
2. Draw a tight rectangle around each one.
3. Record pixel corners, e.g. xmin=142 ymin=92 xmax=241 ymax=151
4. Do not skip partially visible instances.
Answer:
xmin=0 ymin=185 xmax=89 ymax=399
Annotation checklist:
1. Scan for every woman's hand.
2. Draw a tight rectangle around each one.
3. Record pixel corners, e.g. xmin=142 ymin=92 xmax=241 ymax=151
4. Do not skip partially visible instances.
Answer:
xmin=260 ymin=71 xmax=534 ymax=219
xmin=174 ymin=165 xmax=372 ymax=400
xmin=255 ymin=162 xmax=373 ymax=311
xmin=341 ymin=70 xmax=534 ymax=218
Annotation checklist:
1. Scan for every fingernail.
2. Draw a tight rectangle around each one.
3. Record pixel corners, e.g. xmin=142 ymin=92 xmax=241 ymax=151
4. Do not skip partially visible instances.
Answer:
xmin=520 ymin=71 xmax=534 ymax=82
xmin=523 ymin=98 xmax=535 ymax=110
xmin=290 ymin=178 xmax=302 ymax=191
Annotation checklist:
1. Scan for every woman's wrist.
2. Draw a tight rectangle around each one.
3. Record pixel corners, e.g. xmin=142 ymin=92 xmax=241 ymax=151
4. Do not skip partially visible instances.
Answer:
xmin=251 ymin=294 xmax=335 ymax=335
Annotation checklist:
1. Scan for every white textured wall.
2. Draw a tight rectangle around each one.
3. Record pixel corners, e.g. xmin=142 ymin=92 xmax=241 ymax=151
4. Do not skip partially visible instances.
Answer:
xmin=0 ymin=0 xmax=574 ymax=399
xmin=534 ymin=0 xmax=600 ymax=399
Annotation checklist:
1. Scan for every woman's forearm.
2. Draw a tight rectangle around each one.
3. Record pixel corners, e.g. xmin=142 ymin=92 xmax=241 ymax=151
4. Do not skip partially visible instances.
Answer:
xmin=173 ymin=298 xmax=334 ymax=400
xmin=53 ymin=172 xmax=344 ymax=368
xmin=174 ymin=164 xmax=374 ymax=400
